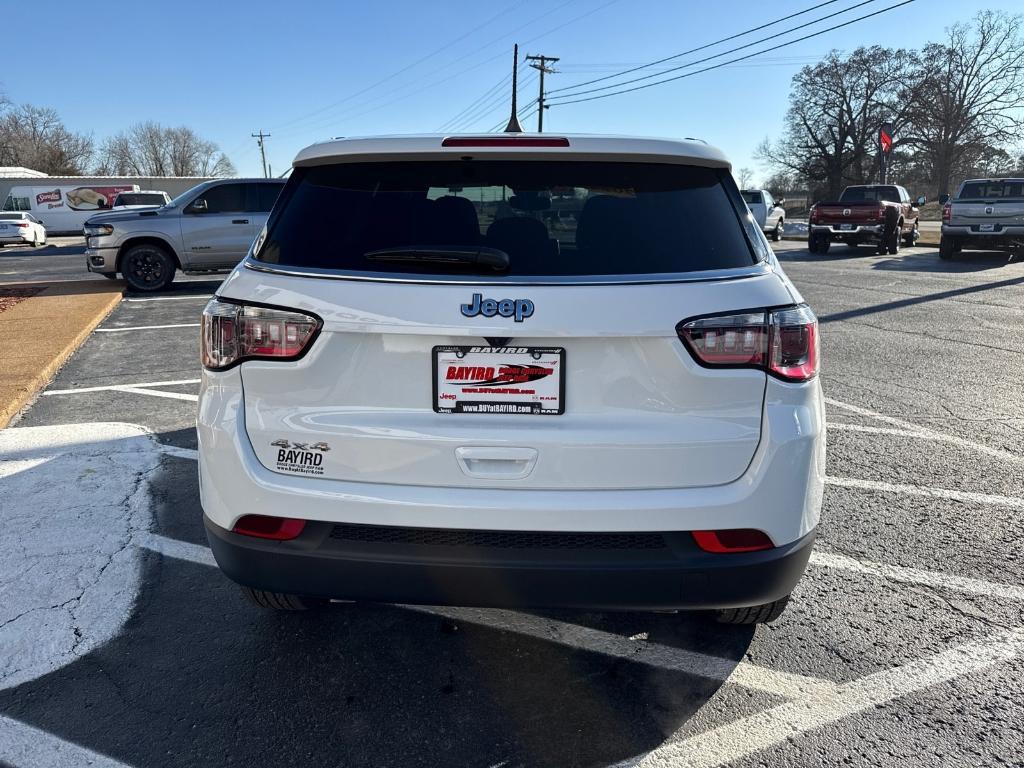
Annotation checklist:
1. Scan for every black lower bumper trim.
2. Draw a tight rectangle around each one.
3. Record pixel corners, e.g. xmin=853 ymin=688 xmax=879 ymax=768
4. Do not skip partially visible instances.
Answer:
xmin=204 ymin=517 xmax=816 ymax=611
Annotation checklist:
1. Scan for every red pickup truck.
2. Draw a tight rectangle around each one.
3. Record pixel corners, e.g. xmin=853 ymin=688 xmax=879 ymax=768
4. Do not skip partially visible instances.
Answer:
xmin=808 ymin=185 xmax=922 ymax=255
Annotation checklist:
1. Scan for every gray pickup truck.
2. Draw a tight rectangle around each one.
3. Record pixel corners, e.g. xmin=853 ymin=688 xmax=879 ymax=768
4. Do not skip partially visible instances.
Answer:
xmin=940 ymin=178 xmax=1024 ymax=261
xmin=84 ymin=178 xmax=286 ymax=291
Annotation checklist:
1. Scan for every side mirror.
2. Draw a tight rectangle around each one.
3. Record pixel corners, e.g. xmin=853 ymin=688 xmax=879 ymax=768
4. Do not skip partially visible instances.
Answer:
xmin=778 ymin=198 xmax=786 ymax=208
xmin=938 ymin=193 xmax=950 ymax=205
xmin=915 ymin=195 xmax=926 ymax=206
xmin=190 ymin=198 xmax=208 ymax=212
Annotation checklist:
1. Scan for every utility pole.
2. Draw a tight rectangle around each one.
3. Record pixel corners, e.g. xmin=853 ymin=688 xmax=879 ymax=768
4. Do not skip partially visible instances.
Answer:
xmin=251 ymin=130 xmax=271 ymax=178
xmin=526 ymin=54 xmax=559 ymax=132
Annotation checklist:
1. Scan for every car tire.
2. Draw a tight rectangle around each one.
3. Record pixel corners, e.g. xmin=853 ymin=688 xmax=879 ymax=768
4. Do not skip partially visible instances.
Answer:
xmin=716 ymin=595 xmax=791 ymax=625
xmin=887 ymin=224 xmax=900 ymax=255
xmin=808 ymin=234 xmax=829 ymax=254
xmin=120 ymin=243 xmax=176 ymax=292
xmin=939 ymin=237 xmax=959 ymax=261
xmin=771 ymin=219 xmax=784 ymax=242
xmin=30 ymin=234 xmax=38 ymax=248
xmin=240 ymin=586 xmax=324 ymax=611
xmin=903 ymin=221 xmax=919 ymax=247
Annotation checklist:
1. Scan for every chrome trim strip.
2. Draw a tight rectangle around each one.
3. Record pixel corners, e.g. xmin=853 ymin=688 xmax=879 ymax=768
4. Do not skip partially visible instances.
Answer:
xmin=242 ymin=257 xmax=772 ymax=286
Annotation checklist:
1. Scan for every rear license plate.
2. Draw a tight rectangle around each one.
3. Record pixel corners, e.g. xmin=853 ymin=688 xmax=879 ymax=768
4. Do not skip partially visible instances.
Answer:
xmin=838 ymin=223 xmax=854 ymax=231
xmin=433 ymin=346 xmax=565 ymax=415
xmin=979 ymin=223 xmax=995 ymax=232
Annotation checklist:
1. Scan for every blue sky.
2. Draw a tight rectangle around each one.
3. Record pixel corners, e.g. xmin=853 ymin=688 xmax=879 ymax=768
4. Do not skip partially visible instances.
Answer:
xmin=2 ymin=0 xmax=999 ymax=182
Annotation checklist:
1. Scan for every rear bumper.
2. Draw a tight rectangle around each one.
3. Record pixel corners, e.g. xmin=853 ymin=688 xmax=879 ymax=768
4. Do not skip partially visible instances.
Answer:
xmin=810 ymin=224 xmax=882 ymax=240
xmin=942 ymin=225 xmax=1024 ymax=248
xmin=205 ymin=516 xmax=816 ymax=610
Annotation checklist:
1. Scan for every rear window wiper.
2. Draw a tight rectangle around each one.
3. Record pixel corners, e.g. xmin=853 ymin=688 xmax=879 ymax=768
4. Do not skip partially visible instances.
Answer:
xmin=364 ymin=245 xmax=509 ymax=271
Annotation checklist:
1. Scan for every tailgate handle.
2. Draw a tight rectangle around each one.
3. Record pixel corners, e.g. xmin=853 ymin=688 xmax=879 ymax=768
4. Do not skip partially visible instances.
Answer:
xmin=455 ymin=447 xmax=537 ymax=480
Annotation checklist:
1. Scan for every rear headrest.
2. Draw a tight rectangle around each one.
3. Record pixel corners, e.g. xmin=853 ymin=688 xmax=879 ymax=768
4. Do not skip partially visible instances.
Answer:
xmin=576 ymin=195 xmax=639 ymax=253
xmin=425 ymin=195 xmax=480 ymax=243
xmin=485 ymin=216 xmax=555 ymax=263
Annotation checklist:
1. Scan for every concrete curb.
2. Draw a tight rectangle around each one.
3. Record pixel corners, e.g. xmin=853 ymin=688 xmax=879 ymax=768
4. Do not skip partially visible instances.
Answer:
xmin=0 ymin=280 xmax=124 ymax=427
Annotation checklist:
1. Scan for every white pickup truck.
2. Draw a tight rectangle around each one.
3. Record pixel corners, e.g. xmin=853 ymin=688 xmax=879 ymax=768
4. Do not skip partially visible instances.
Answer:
xmin=940 ymin=178 xmax=1024 ymax=260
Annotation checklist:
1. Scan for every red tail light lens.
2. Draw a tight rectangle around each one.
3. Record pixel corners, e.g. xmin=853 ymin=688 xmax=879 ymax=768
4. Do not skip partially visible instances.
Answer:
xmin=15 ymin=222 xmax=30 ymax=228
xmin=202 ymin=299 xmax=321 ymax=370
xmin=677 ymin=305 xmax=819 ymax=382
xmin=809 ymin=205 xmax=819 ymax=225
xmin=233 ymin=515 xmax=306 ymax=540
xmin=693 ymin=529 xmax=774 ymax=553
xmin=876 ymin=206 xmax=886 ymax=220
xmin=942 ymin=203 xmax=951 ymax=222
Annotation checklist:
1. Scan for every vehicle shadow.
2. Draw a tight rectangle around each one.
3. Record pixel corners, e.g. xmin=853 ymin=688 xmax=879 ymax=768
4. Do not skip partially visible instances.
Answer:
xmin=871 ymin=249 xmax=1017 ymax=273
xmin=776 ymin=243 xmax=879 ymax=261
xmin=0 ymin=430 xmax=755 ymax=768
xmin=0 ymin=243 xmax=85 ymax=257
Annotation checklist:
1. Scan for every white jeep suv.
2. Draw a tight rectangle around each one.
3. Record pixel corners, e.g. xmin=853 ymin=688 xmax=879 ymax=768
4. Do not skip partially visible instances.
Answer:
xmin=198 ymin=134 xmax=825 ymax=624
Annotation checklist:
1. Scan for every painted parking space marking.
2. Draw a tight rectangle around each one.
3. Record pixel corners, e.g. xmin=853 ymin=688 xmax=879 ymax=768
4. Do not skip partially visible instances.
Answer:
xmin=825 ymin=475 xmax=1024 ymax=510
xmin=116 ymin=387 xmax=198 ymax=402
xmin=825 ymin=396 xmax=1023 ymax=465
xmin=636 ymin=628 xmax=1024 ymax=768
xmin=95 ymin=323 xmax=200 ymax=332
xmin=124 ymin=294 xmax=212 ymax=303
xmin=43 ymin=379 xmax=200 ymax=396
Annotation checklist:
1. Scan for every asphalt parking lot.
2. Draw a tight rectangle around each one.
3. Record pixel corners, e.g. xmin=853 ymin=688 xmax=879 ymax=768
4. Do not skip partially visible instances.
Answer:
xmin=1 ymin=240 xmax=1023 ymax=768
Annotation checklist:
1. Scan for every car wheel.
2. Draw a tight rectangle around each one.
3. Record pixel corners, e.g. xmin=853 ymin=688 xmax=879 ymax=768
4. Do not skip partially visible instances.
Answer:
xmin=240 ymin=585 xmax=324 ymax=611
xmin=716 ymin=595 xmax=790 ymax=624
xmin=887 ymin=223 xmax=901 ymax=255
xmin=771 ymin=219 xmax=784 ymax=242
xmin=903 ymin=221 xmax=919 ymax=247
xmin=939 ymin=237 xmax=958 ymax=261
xmin=120 ymin=244 xmax=176 ymax=292
xmin=30 ymin=233 xmax=38 ymax=248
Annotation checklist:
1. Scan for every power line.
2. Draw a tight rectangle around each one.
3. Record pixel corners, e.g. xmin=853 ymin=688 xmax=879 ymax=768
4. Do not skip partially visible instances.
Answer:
xmin=547 ymin=0 xmax=916 ymax=107
xmin=453 ymin=71 xmax=537 ymax=133
xmin=548 ymin=0 xmax=847 ymax=96
xmin=550 ymin=0 xmax=880 ymax=101
xmin=437 ymin=72 xmax=512 ymax=132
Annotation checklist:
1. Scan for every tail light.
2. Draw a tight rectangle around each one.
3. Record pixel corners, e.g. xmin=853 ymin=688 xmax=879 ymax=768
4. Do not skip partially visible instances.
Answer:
xmin=808 ymin=205 xmax=819 ymax=225
xmin=876 ymin=206 xmax=886 ymax=221
xmin=677 ymin=304 xmax=819 ymax=382
xmin=15 ymin=222 xmax=29 ymax=228
xmin=202 ymin=298 xmax=321 ymax=370
xmin=942 ymin=203 xmax=951 ymax=222
xmin=233 ymin=514 xmax=306 ymax=540
xmin=692 ymin=529 xmax=774 ymax=553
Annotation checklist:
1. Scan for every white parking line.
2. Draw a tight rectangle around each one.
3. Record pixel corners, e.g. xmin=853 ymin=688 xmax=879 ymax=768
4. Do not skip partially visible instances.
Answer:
xmin=825 ymin=396 xmax=1023 ymax=465
xmin=826 ymin=475 xmax=1024 ymax=510
xmin=118 ymin=387 xmax=198 ymax=403
xmin=637 ymin=628 xmax=1024 ymax=768
xmin=0 ymin=714 xmax=133 ymax=768
xmin=124 ymin=294 xmax=211 ymax=302
xmin=829 ymin=422 xmax=931 ymax=439
xmin=43 ymin=379 xmax=200 ymax=396
xmin=811 ymin=550 xmax=1024 ymax=602
xmin=95 ymin=323 xmax=200 ymax=332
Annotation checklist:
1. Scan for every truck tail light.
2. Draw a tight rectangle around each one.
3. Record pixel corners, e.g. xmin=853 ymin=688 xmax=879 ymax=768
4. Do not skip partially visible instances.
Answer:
xmin=692 ymin=529 xmax=774 ymax=553
xmin=677 ymin=305 xmax=819 ymax=382
xmin=942 ymin=203 xmax=951 ymax=222
xmin=202 ymin=298 xmax=321 ymax=370
xmin=809 ymin=205 xmax=819 ymax=225
xmin=876 ymin=206 xmax=886 ymax=221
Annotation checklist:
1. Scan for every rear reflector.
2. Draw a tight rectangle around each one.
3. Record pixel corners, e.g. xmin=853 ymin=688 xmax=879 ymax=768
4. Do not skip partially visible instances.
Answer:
xmin=692 ymin=529 xmax=774 ymax=553
xmin=233 ymin=515 xmax=306 ymax=541
xmin=442 ymin=136 xmax=570 ymax=148
xmin=677 ymin=304 xmax=819 ymax=382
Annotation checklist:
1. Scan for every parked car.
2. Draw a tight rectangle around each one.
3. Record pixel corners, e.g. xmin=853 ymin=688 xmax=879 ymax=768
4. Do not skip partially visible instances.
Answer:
xmin=808 ymin=184 xmax=922 ymax=254
xmin=3 ymin=183 xmax=140 ymax=234
xmin=83 ymin=178 xmax=286 ymax=291
xmin=110 ymin=190 xmax=172 ymax=210
xmin=741 ymin=189 xmax=786 ymax=241
xmin=0 ymin=212 xmax=47 ymax=247
xmin=940 ymin=178 xmax=1024 ymax=260
xmin=198 ymin=134 xmax=825 ymax=625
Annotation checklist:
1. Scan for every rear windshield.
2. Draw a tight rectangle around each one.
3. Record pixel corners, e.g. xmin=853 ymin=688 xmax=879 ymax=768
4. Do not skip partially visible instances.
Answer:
xmin=958 ymin=181 xmax=1024 ymax=200
xmin=116 ymin=193 xmax=166 ymax=206
xmin=255 ymin=161 xmax=761 ymax=278
xmin=839 ymin=186 xmax=900 ymax=203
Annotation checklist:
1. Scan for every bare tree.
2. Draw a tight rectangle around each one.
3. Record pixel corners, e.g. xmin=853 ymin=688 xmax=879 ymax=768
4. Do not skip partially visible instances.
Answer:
xmin=97 ymin=122 xmax=235 ymax=177
xmin=736 ymin=167 xmax=755 ymax=188
xmin=758 ymin=46 xmax=920 ymax=200
xmin=0 ymin=103 xmax=93 ymax=174
xmin=903 ymin=11 xmax=1024 ymax=197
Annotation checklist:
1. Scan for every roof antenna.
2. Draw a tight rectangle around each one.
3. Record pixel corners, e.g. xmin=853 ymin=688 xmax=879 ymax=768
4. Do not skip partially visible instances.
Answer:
xmin=503 ymin=44 xmax=524 ymax=133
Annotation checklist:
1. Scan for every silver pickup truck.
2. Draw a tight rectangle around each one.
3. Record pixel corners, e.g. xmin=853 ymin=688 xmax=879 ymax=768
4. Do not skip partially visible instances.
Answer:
xmin=84 ymin=178 xmax=286 ymax=291
xmin=940 ymin=178 xmax=1024 ymax=261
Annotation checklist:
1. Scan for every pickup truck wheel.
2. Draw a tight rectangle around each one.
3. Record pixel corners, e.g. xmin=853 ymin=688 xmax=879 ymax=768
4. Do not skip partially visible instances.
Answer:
xmin=771 ymin=219 xmax=784 ymax=242
xmin=939 ymin=238 xmax=959 ymax=260
xmin=120 ymin=244 xmax=176 ymax=292
xmin=886 ymin=221 xmax=901 ymax=255
xmin=716 ymin=595 xmax=790 ymax=624
xmin=808 ymin=234 xmax=829 ymax=254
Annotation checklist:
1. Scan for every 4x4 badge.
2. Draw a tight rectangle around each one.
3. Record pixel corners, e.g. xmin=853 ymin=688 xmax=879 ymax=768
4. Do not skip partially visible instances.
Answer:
xmin=270 ymin=439 xmax=330 ymax=452
xmin=461 ymin=293 xmax=534 ymax=323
